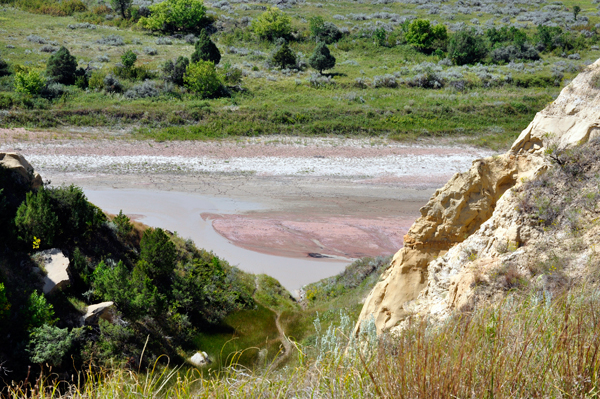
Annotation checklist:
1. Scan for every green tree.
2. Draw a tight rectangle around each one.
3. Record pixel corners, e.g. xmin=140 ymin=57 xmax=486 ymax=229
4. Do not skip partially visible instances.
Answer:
xmin=15 ymin=189 xmax=59 ymax=248
xmin=309 ymin=42 xmax=336 ymax=74
xmin=138 ymin=0 xmax=208 ymax=33
xmin=46 ymin=47 xmax=78 ymax=85
xmin=24 ymin=291 xmax=55 ymax=331
xmin=14 ymin=70 xmax=45 ymax=96
xmin=184 ymin=61 xmax=222 ymax=98
xmin=374 ymin=27 xmax=387 ymax=47
xmin=448 ymin=29 xmax=488 ymax=65
xmin=252 ymin=7 xmax=292 ymax=41
xmin=111 ymin=0 xmax=132 ymax=18
xmin=405 ymin=19 xmax=448 ymax=52
xmin=163 ymin=56 xmax=189 ymax=86
xmin=121 ymin=50 xmax=137 ymax=69
xmin=28 ymin=325 xmax=74 ymax=366
xmin=191 ymin=30 xmax=221 ymax=65
xmin=309 ymin=16 xmax=325 ymax=39
xmin=573 ymin=5 xmax=581 ymax=20
xmin=140 ymin=228 xmax=176 ymax=280
xmin=271 ymin=40 xmax=296 ymax=69
xmin=113 ymin=210 xmax=133 ymax=239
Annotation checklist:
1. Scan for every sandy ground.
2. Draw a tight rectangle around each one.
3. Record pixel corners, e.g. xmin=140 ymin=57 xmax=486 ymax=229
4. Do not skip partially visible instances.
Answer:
xmin=1 ymin=130 xmax=494 ymax=285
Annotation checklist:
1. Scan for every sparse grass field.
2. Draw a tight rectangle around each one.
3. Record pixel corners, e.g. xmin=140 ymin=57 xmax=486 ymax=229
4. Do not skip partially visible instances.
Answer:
xmin=2 ymin=0 xmax=599 ymax=149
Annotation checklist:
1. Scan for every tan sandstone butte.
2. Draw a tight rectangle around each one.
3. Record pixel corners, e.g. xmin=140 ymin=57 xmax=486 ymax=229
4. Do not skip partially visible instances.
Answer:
xmin=355 ymin=58 xmax=600 ymax=334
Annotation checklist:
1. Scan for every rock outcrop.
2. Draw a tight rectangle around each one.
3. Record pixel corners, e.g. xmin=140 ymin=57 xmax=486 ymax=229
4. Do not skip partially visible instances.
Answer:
xmin=356 ymin=58 xmax=600 ymax=334
xmin=33 ymin=249 xmax=71 ymax=294
xmin=0 ymin=152 xmax=42 ymax=189
xmin=82 ymin=301 xmax=115 ymax=325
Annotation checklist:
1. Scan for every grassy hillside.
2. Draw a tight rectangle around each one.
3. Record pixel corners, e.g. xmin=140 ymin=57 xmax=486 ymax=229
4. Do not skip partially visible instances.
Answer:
xmin=2 ymin=0 xmax=599 ymax=148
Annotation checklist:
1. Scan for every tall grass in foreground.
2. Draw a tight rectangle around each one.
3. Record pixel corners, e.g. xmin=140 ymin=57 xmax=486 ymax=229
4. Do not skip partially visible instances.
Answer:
xmin=5 ymin=287 xmax=600 ymax=398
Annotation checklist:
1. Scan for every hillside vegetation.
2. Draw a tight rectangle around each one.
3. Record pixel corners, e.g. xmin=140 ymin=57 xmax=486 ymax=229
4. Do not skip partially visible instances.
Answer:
xmin=2 ymin=0 xmax=600 ymax=147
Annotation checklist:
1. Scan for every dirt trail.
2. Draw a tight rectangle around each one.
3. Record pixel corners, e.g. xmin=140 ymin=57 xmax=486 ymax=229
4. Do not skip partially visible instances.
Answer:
xmin=254 ymin=276 xmax=293 ymax=368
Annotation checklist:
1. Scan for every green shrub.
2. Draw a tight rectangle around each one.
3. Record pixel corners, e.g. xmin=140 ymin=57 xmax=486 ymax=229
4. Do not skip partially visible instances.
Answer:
xmin=514 ymin=74 xmax=555 ymax=88
xmin=0 ymin=57 xmax=10 ymax=77
xmin=88 ymin=70 xmax=106 ymax=91
xmin=140 ymin=228 xmax=176 ymax=280
xmin=448 ymin=29 xmax=488 ymax=65
xmin=405 ymin=19 xmax=448 ymax=53
xmin=121 ymin=50 xmax=137 ymax=69
xmin=28 ymin=324 xmax=74 ymax=366
xmin=0 ymin=283 xmax=10 ymax=323
xmin=46 ymin=185 xmax=106 ymax=240
xmin=310 ymin=17 xmax=342 ymax=44
xmin=138 ymin=0 xmax=208 ymax=34
xmin=113 ymin=210 xmax=133 ymax=239
xmin=252 ymin=7 xmax=291 ymax=41
xmin=15 ymin=189 xmax=59 ymax=248
xmin=14 ymin=70 xmax=46 ymax=95
xmin=222 ymin=63 xmax=243 ymax=85
xmin=111 ymin=0 xmax=132 ymax=18
xmin=191 ymin=30 xmax=221 ymax=65
xmin=24 ymin=291 xmax=55 ymax=331
xmin=46 ymin=46 xmax=77 ymax=85
xmin=184 ymin=61 xmax=222 ymax=98
xmin=163 ymin=56 xmax=189 ymax=86
xmin=271 ymin=40 xmax=296 ymax=69
xmin=309 ymin=42 xmax=335 ymax=74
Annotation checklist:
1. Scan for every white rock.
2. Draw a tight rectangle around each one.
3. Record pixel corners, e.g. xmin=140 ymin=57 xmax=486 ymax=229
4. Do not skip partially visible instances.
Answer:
xmin=34 ymin=249 xmax=70 ymax=294
xmin=82 ymin=301 xmax=114 ymax=325
xmin=189 ymin=351 xmax=210 ymax=366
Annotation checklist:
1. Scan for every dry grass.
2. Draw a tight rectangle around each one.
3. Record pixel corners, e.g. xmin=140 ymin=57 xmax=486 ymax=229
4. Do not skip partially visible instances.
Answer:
xmin=4 ymin=284 xmax=600 ymax=398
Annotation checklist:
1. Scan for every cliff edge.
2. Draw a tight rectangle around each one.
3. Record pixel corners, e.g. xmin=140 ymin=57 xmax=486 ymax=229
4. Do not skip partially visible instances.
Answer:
xmin=357 ymin=59 xmax=600 ymax=334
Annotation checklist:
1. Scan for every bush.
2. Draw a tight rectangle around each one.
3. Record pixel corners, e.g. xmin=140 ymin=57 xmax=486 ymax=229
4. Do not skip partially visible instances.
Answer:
xmin=111 ymin=0 xmax=132 ymax=18
xmin=310 ymin=17 xmax=342 ymax=44
xmin=138 ymin=0 xmax=209 ymax=34
xmin=96 ymin=35 xmax=125 ymax=46
xmin=191 ymin=30 xmax=221 ymax=65
xmin=15 ymin=189 xmax=59 ymax=248
xmin=14 ymin=70 xmax=46 ymax=96
xmin=163 ymin=56 xmax=189 ymax=86
xmin=491 ymin=44 xmax=540 ymax=64
xmin=184 ymin=61 xmax=222 ymax=98
xmin=24 ymin=291 xmax=55 ymax=331
xmin=222 ymin=63 xmax=243 ymax=84
xmin=113 ymin=210 xmax=133 ymax=239
xmin=405 ymin=19 xmax=447 ymax=53
xmin=448 ymin=29 xmax=488 ymax=65
xmin=28 ymin=325 xmax=74 ymax=366
xmin=373 ymin=74 xmax=397 ymax=88
xmin=46 ymin=46 xmax=77 ymax=85
xmin=0 ymin=283 xmax=10 ymax=323
xmin=88 ymin=70 xmax=106 ymax=91
xmin=103 ymin=74 xmax=123 ymax=93
xmin=124 ymin=81 xmax=161 ymax=99
xmin=46 ymin=185 xmax=106 ymax=239
xmin=0 ymin=58 xmax=11 ymax=77
xmin=270 ymin=40 xmax=296 ymax=69
xmin=121 ymin=50 xmax=137 ymax=69
xmin=140 ymin=228 xmax=176 ymax=280
xmin=309 ymin=42 xmax=335 ymax=74
xmin=252 ymin=7 xmax=292 ymax=41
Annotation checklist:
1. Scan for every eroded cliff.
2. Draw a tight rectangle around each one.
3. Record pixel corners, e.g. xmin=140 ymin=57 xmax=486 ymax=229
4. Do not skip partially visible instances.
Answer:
xmin=357 ymin=59 xmax=600 ymax=334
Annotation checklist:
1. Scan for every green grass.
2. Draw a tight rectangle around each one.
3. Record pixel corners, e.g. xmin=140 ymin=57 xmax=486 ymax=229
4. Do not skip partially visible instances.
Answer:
xmin=1 ymin=0 xmax=596 ymax=149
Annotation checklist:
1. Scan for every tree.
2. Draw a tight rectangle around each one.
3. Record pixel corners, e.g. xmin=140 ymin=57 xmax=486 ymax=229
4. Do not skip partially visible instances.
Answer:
xmin=184 ymin=61 xmax=222 ymax=98
xmin=138 ymin=0 xmax=208 ymax=34
xmin=15 ymin=189 xmax=59 ymax=248
xmin=448 ymin=29 xmax=488 ymax=65
xmin=271 ymin=40 xmax=296 ymax=69
xmin=111 ymin=0 xmax=132 ymax=19
xmin=0 ymin=57 xmax=10 ymax=77
xmin=24 ymin=291 xmax=55 ymax=331
xmin=309 ymin=42 xmax=335 ymax=74
xmin=573 ymin=5 xmax=581 ymax=20
xmin=46 ymin=47 xmax=78 ymax=85
xmin=252 ymin=7 xmax=291 ymax=41
xmin=191 ymin=30 xmax=221 ymax=65
xmin=309 ymin=16 xmax=325 ymax=39
xmin=405 ymin=19 xmax=448 ymax=53
xmin=163 ymin=56 xmax=189 ymax=86
xmin=121 ymin=50 xmax=137 ymax=69
xmin=139 ymin=228 xmax=176 ymax=280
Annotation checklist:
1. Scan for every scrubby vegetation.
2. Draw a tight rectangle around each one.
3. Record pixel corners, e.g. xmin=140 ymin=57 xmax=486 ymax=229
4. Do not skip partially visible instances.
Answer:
xmin=1 ymin=0 xmax=600 ymax=148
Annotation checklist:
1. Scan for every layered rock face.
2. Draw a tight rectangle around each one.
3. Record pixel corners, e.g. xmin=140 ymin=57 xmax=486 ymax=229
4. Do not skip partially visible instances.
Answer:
xmin=356 ymin=59 xmax=600 ymax=334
